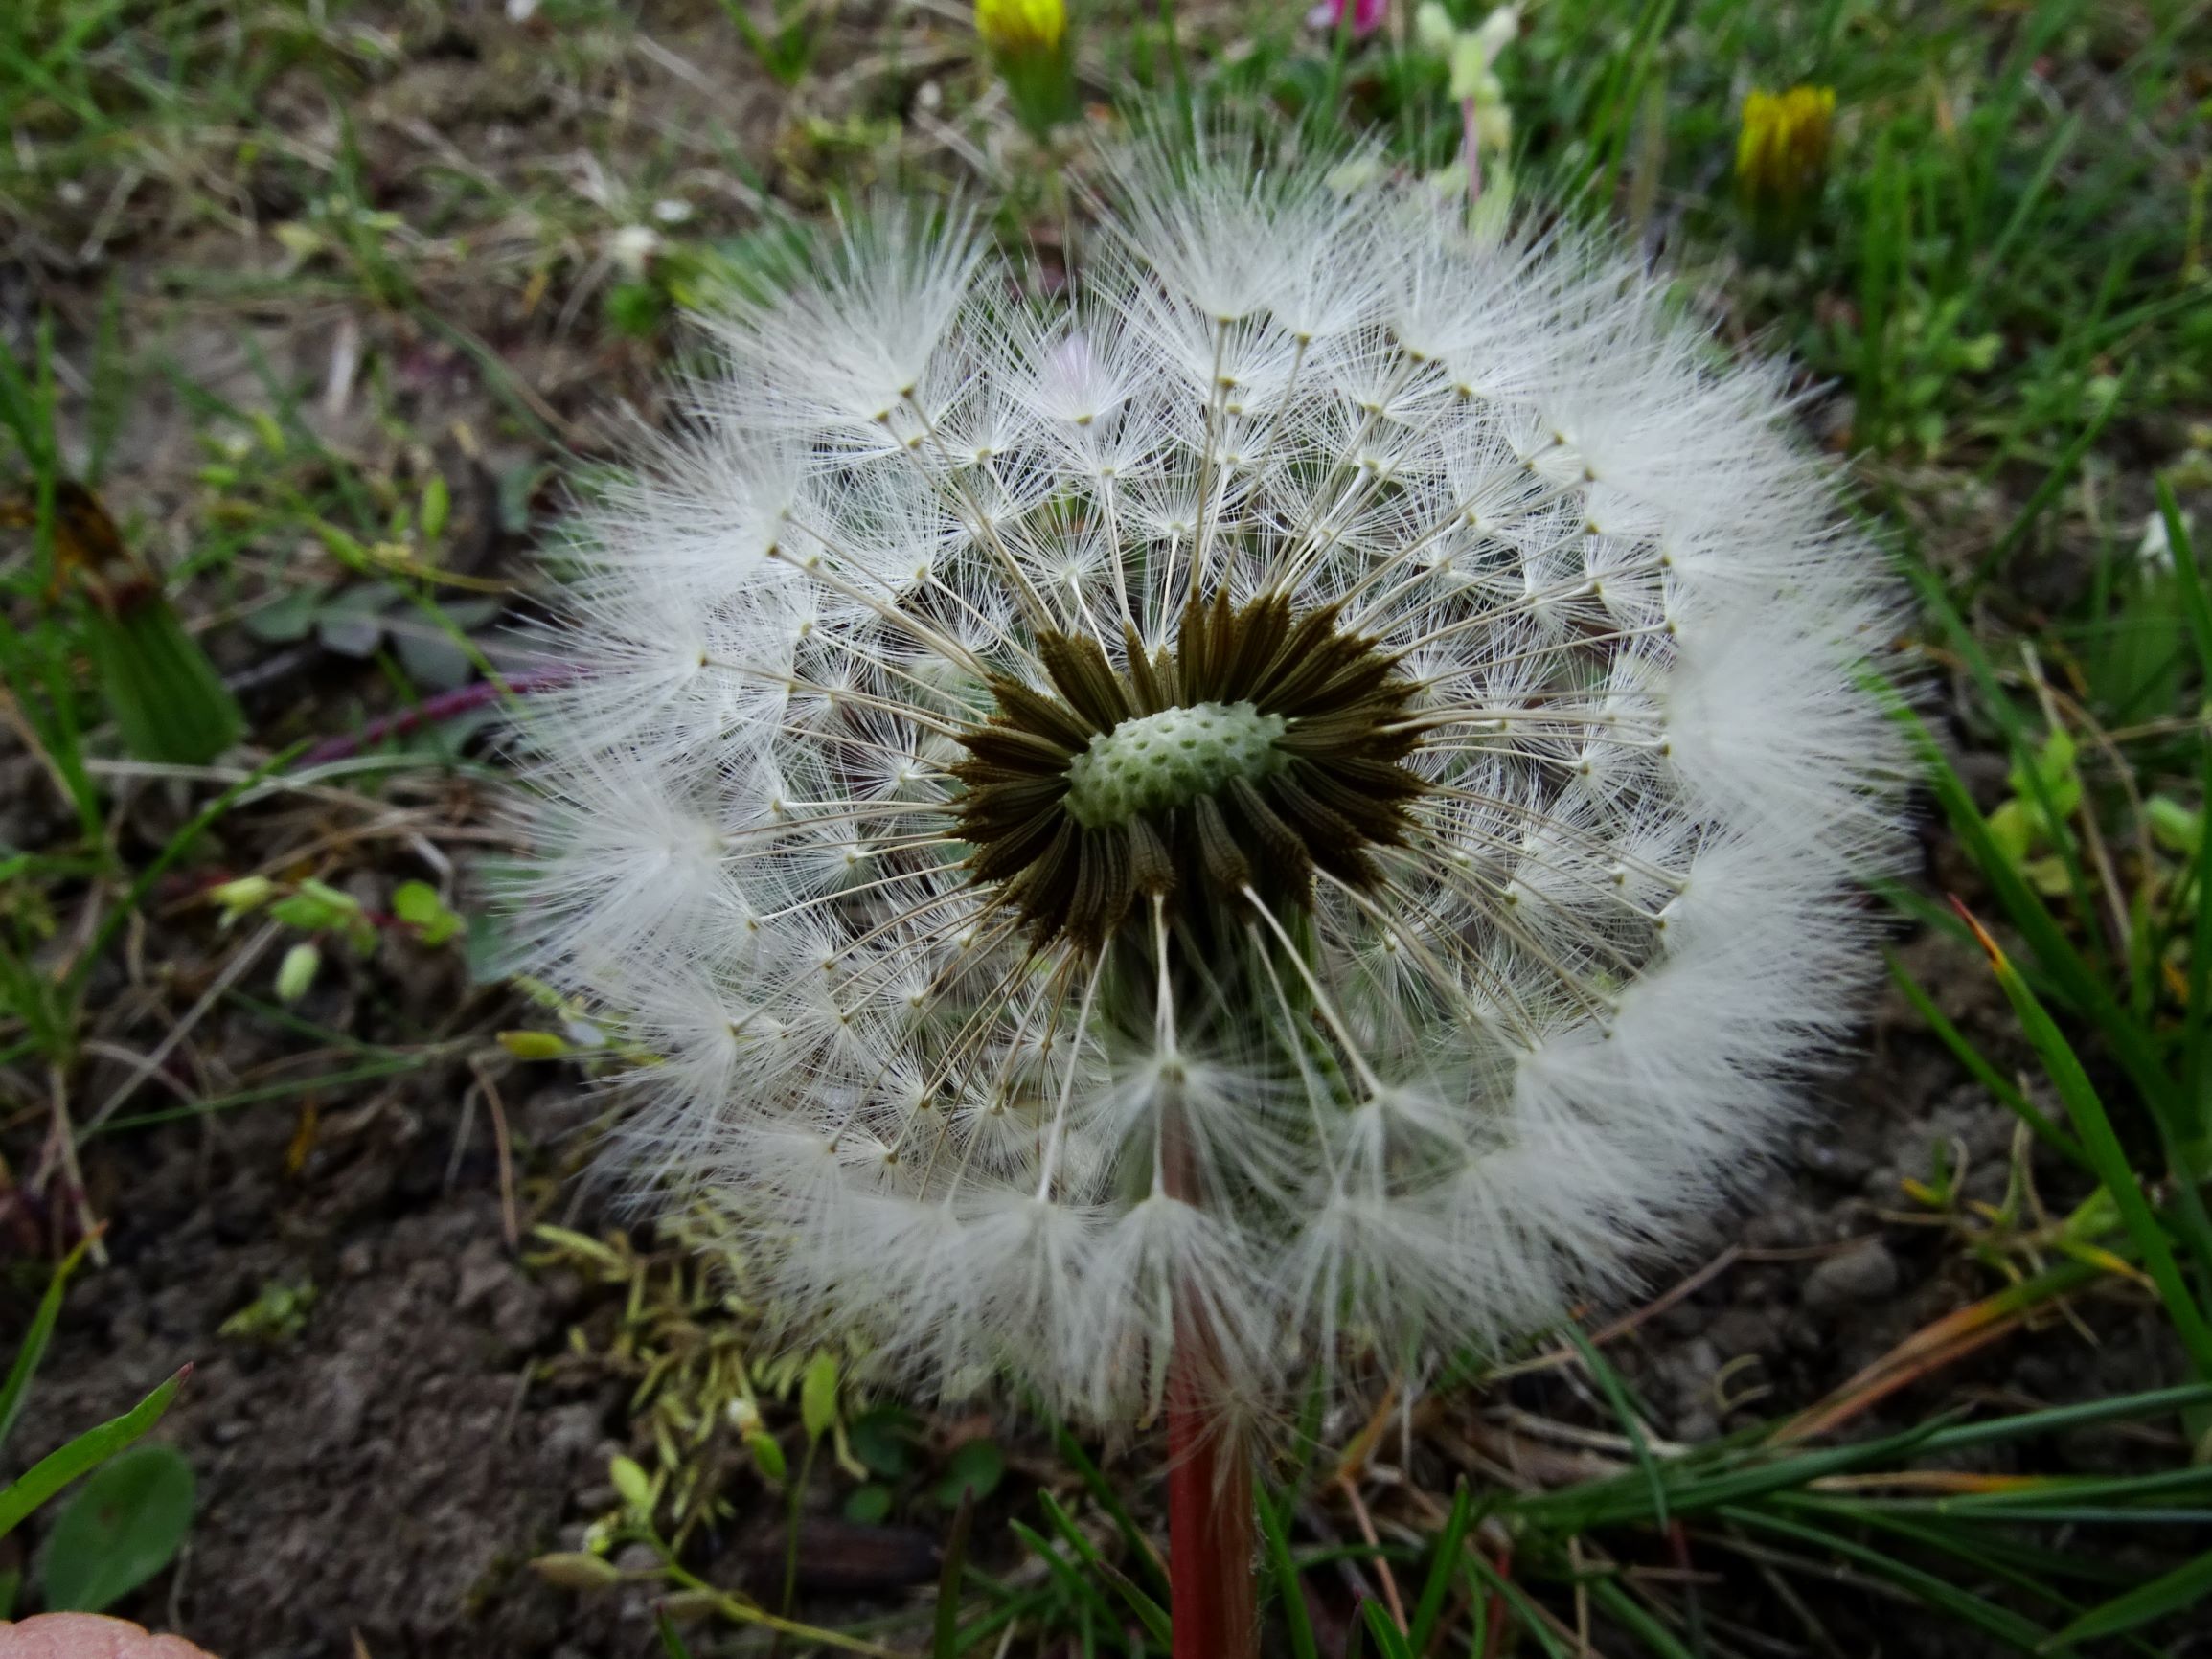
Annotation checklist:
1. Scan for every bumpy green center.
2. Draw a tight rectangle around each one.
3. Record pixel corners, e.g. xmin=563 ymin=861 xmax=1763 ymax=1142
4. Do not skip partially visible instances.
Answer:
xmin=1062 ymin=701 xmax=1289 ymax=829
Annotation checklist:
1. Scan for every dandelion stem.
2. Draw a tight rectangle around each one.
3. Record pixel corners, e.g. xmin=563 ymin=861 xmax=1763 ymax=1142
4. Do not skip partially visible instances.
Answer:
xmin=1162 ymin=1102 xmax=1259 ymax=1659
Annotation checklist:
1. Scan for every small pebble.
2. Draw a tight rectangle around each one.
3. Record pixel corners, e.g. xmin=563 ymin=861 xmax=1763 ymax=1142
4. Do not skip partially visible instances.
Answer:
xmin=1801 ymin=1239 xmax=1899 ymax=1315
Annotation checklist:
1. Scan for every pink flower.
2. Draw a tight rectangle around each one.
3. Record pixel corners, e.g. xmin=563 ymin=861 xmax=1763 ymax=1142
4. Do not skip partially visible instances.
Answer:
xmin=0 ymin=1615 xmax=217 ymax=1659
xmin=1306 ymin=0 xmax=1386 ymax=37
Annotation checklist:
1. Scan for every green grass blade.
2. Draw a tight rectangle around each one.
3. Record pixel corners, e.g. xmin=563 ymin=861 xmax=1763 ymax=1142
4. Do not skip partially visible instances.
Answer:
xmin=1902 ymin=693 xmax=2182 ymax=1142
xmin=2041 ymin=1548 xmax=2212 ymax=1649
xmin=1035 ymin=1489 xmax=1171 ymax=1647
xmin=1464 ymin=1549 xmax=1570 ymax=1659
xmin=0 ymin=1235 xmax=96 ymax=1458
xmin=935 ymin=1488 xmax=974 ymax=1659
xmin=2155 ymin=478 xmax=2212 ymax=685
xmin=1256 ymin=1488 xmax=1318 ymax=1659
xmin=1719 ymin=1505 xmax=2050 ymax=1649
xmin=0 ymin=1367 xmax=185 ymax=1542
xmin=1966 ymin=360 xmax=2126 ymax=593
xmin=1954 ymin=900 xmax=2212 ymax=1376
xmin=1008 ymin=1519 xmax=1125 ymax=1635
xmin=63 ymin=742 xmax=307 ymax=1016
xmin=1586 ymin=1576 xmax=1696 ymax=1659
xmin=654 ymin=1609 xmax=696 ymax=1659
xmin=1358 ymin=1599 xmax=1415 ymax=1659
xmin=1785 ymin=1499 xmax=2107 ymax=1609
xmin=1917 ymin=1381 xmax=2212 ymax=1454
xmin=1565 ymin=1324 xmax=1670 ymax=1525
xmin=1886 ymin=948 xmax=2087 ymax=1167
xmin=1405 ymin=1479 xmax=1473 ymax=1651
xmin=1521 ymin=1417 xmax=1951 ymax=1533
xmin=2155 ymin=478 xmax=2212 ymax=1128
xmin=1041 ymin=1410 xmax=1169 ymax=1600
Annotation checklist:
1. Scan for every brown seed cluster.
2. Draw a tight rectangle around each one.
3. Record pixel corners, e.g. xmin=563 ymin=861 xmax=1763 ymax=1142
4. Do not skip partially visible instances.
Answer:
xmin=952 ymin=589 xmax=1429 ymax=948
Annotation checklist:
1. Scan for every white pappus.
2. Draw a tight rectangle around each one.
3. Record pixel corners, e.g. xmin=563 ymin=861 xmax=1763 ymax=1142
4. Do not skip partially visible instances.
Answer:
xmin=506 ymin=135 xmax=1903 ymax=1427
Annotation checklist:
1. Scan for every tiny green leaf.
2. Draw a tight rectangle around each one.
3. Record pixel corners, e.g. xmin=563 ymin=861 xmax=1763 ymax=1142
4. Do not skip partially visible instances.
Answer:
xmin=747 ymin=1430 xmax=787 ymax=1481
xmin=609 ymin=1454 xmax=654 ymax=1513
xmin=843 ymin=1483 xmax=892 ymax=1525
xmin=847 ymin=1407 xmax=916 ymax=1478
xmin=933 ymin=1438 xmax=1003 ymax=1508
xmin=393 ymin=880 xmax=462 ymax=945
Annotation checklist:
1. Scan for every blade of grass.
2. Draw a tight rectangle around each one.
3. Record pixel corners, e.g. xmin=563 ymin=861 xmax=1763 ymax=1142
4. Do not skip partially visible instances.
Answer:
xmin=934 ymin=1489 xmax=974 ymax=1659
xmin=1585 ymin=1575 xmax=1696 ymax=1659
xmin=1902 ymin=694 xmax=2212 ymax=1291
xmin=94 ymin=1051 xmax=450 ymax=1133
xmin=1522 ymin=1413 xmax=1969 ymax=1533
xmin=1359 ymin=1599 xmax=1415 ymax=1659
xmin=1009 ymin=1519 xmax=1125 ymax=1635
xmin=1464 ymin=1549 xmax=1570 ymax=1659
xmin=1785 ymin=1499 xmax=2123 ymax=1612
xmin=1035 ymin=1489 xmax=1171 ymax=1647
xmin=1718 ymin=1505 xmax=2050 ymax=1649
xmin=1040 ymin=1409 xmax=1169 ymax=1599
xmin=0 ymin=1367 xmax=186 ymax=1541
xmin=1565 ymin=1324 xmax=1670 ymax=1525
xmin=653 ymin=1609 xmax=696 ymax=1659
xmin=1256 ymin=1487 xmax=1318 ymax=1659
xmin=1951 ymin=898 xmax=2212 ymax=1376
xmin=2041 ymin=1550 xmax=2212 ymax=1648
xmin=62 ymin=742 xmax=308 ymax=1017
xmin=1919 ymin=1380 xmax=2212 ymax=1454
xmin=1886 ymin=948 xmax=2087 ymax=1167
xmin=1404 ymin=1479 xmax=1472 ymax=1652
xmin=1780 ymin=1257 xmax=2102 ymax=1443
xmin=1965 ymin=355 xmax=2126 ymax=595
xmin=2155 ymin=479 xmax=2212 ymax=1134
xmin=0 ymin=1234 xmax=98 ymax=1457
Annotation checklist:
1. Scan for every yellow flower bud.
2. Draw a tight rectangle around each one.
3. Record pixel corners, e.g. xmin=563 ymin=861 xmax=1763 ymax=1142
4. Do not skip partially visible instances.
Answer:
xmin=974 ymin=0 xmax=1076 ymax=140
xmin=1736 ymin=85 xmax=1835 ymax=207
xmin=1736 ymin=85 xmax=1836 ymax=259
xmin=975 ymin=0 xmax=1065 ymax=55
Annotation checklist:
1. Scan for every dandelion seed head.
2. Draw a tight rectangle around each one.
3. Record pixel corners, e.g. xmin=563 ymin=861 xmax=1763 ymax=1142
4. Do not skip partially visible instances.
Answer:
xmin=507 ymin=136 xmax=1903 ymax=1424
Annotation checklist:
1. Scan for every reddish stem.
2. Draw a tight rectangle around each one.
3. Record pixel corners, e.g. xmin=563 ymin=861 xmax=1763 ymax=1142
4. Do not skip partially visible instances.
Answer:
xmin=294 ymin=666 xmax=580 ymax=768
xmin=1160 ymin=1101 xmax=1259 ymax=1659
xmin=1166 ymin=1341 xmax=1259 ymax=1659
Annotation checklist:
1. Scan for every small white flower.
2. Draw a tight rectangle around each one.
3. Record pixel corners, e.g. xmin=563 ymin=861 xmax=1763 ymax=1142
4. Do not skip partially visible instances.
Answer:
xmin=509 ymin=137 xmax=1902 ymax=1425
xmin=607 ymin=223 xmax=661 ymax=276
